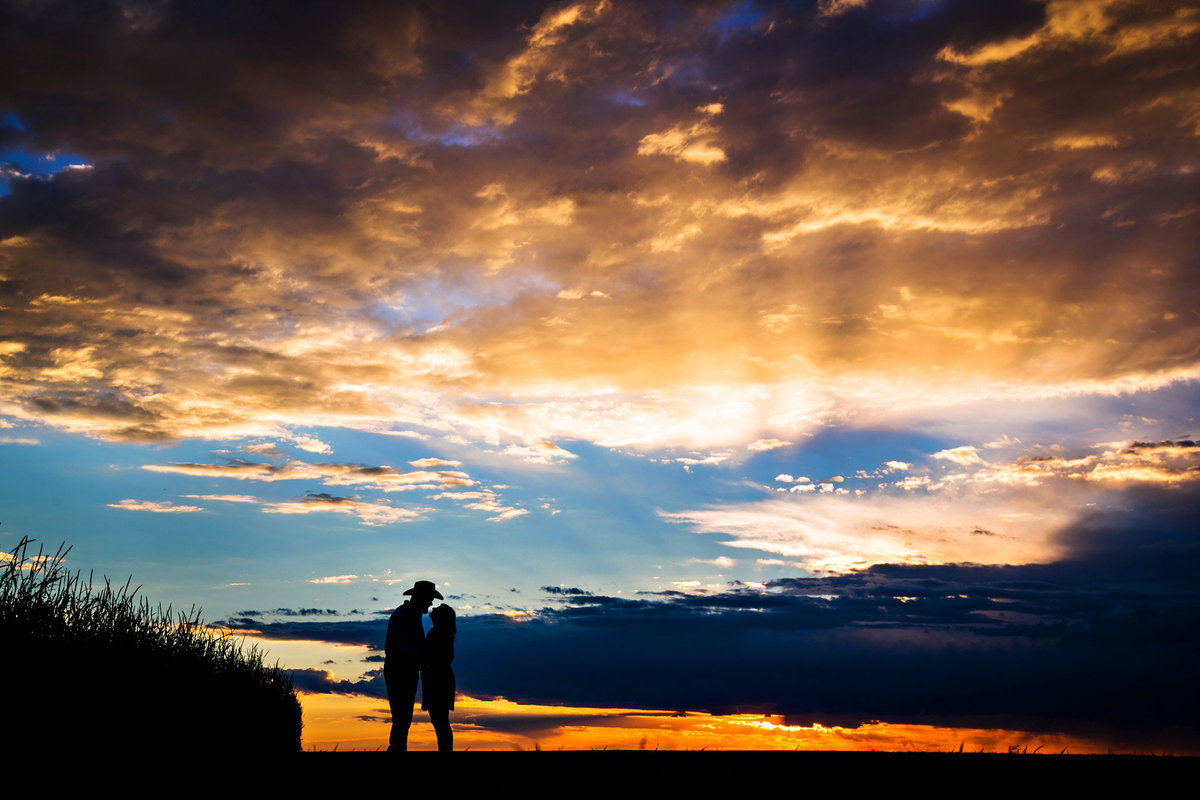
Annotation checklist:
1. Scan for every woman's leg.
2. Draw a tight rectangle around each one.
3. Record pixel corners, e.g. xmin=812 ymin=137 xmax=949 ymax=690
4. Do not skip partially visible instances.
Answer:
xmin=429 ymin=707 xmax=453 ymax=752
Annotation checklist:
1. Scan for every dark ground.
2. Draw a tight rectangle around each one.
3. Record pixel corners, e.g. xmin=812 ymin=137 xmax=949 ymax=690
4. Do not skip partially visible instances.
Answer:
xmin=277 ymin=751 xmax=1196 ymax=794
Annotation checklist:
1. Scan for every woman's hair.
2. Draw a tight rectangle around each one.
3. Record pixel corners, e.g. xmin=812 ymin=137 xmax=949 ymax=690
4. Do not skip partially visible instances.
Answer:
xmin=429 ymin=603 xmax=456 ymax=636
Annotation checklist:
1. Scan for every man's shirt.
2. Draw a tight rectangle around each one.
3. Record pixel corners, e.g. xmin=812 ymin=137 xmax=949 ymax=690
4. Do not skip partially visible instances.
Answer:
xmin=385 ymin=600 xmax=426 ymax=669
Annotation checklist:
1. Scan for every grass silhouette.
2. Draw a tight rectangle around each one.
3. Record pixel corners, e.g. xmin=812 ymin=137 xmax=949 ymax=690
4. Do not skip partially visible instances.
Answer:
xmin=1 ymin=536 xmax=301 ymax=754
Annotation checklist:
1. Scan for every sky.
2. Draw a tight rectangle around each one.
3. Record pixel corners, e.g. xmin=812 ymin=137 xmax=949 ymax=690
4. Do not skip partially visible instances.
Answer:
xmin=1 ymin=0 xmax=1198 ymax=752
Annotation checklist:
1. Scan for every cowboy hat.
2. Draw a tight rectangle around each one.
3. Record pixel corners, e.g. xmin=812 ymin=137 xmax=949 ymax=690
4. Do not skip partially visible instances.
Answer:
xmin=403 ymin=580 xmax=444 ymax=600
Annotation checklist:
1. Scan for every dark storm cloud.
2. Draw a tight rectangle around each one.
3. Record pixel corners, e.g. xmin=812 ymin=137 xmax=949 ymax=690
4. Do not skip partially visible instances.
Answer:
xmin=459 ymin=491 xmax=1198 ymax=749
xmin=221 ymin=616 xmax=388 ymax=647
xmin=453 ymin=708 xmax=682 ymax=737
xmin=287 ymin=667 xmax=386 ymax=699
xmin=230 ymin=485 xmax=1200 ymax=748
xmin=233 ymin=607 xmax=360 ymax=618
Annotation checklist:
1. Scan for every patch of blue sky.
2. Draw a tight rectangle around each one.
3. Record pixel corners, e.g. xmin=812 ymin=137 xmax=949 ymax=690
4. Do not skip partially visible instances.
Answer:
xmin=610 ymin=92 xmax=647 ymax=107
xmin=387 ymin=110 xmax=504 ymax=148
xmin=288 ymin=426 xmax=424 ymax=463
xmin=372 ymin=266 xmax=561 ymax=333
xmin=903 ymin=0 xmax=942 ymax=22
xmin=0 ymin=431 xmax=417 ymax=612
xmin=2 ymin=111 xmax=27 ymax=132
xmin=711 ymin=0 xmax=764 ymax=42
xmin=490 ymin=442 xmax=765 ymax=582
xmin=891 ymin=384 xmax=1200 ymax=458
xmin=437 ymin=124 xmax=505 ymax=148
xmin=0 ymin=147 xmax=91 ymax=177
xmin=219 ymin=444 xmax=656 ymax=610
xmin=119 ymin=431 xmax=634 ymax=605
xmin=0 ymin=421 xmax=865 ymax=622
xmin=262 ymin=434 xmax=741 ymax=600
xmin=745 ymin=427 xmax=949 ymax=488
xmin=0 ymin=146 xmax=92 ymax=196
xmin=0 ymin=431 xmax=232 ymax=602
xmin=869 ymin=0 xmax=943 ymax=25
xmin=1087 ymin=382 xmax=1200 ymax=438
xmin=658 ymin=58 xmax=712 ymax=91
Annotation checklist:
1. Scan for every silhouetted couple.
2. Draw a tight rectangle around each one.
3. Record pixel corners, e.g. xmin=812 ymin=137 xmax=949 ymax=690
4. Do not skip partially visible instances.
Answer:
xmin=385 ymin=580 xmax=456 ymax=752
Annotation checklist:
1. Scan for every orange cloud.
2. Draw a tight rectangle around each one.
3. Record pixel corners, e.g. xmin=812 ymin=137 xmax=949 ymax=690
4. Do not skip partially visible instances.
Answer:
xmin=0 ymin=0 xmax=1195 ymax=459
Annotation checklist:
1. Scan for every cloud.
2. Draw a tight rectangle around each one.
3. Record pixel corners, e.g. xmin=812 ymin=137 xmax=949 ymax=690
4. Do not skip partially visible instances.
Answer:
xmin=662 ymin=489 xmax=1069 ymax=573
xmin=638 ymin=104 xmax=728 ymax=165
xmin=940 ymin=440 xmax=1200 ymax=488
xmin=0 ymin=0 xmax=1193 ymax=458
xmin=309 ymin=575 xmax=361 ymax=585
xmin=235 ymin=607 xmax=359 ymax=617
xmin=748 ymin=438 xmax=791 ymax=452
xmin=263 ymin=493 xmax=425 ymax=526
xmin=0 ymin=549 xmax=64 ymax=570
xmin=408 ymin=457 xmax=462 ymax=468
xmin=688 ymin=556 xmax=736 ymax=568
xmin=181 ymin=494 xmax=260 ymax=504
xmin=106 ymin=499 xmax=206 ymax=513
xmin=669 ymin=452 xmax=731 ymax=467
xmin=145 ymin=458 xmax=475 ymax=492
xmin=143 ymin=454 xmax=526 ymax=524
xmin=931 ymin=446 xmax=986 ymax=466
xmin=0 ymin=436 xmax=39 ymax=445
xmin=501 ymin=441 xmax=577 ymax=465
xmin=938 ymin=1 xmax=1200 ymax=66
xmin=290 ymin=434 xmax=333 ymax=455
xmin=242 ymin=443 xmax=286 ymax=457
xmin=287 ymin=667 xmax=386 ymax=698
xmin=429 ymin=488 xmax=528 ymax=522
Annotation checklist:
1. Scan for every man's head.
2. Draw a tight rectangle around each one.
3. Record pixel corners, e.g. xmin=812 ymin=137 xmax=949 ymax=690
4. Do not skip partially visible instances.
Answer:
xmin=403 ymin=580 xmax=443 ymax=613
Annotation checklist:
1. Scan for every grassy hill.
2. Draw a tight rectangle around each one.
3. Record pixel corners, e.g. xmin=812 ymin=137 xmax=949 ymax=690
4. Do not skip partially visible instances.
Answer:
xmin=1 ymin=536 xmax=301 ymax=755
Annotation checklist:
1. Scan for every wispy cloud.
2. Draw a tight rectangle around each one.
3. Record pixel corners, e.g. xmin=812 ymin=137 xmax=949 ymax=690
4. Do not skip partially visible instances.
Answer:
xmin=662 ymin=490 xmax=1068 ymax=574
xmin=748 ymin=439 xmax=791 ymax=453
xmin=181 ymin=494 xmax=260 ymax=504
xmin=308 ymin=575 xmax=360 ymax=585
xmin=0 ymin=436 xmax=39 ymax=445
xmin=262 ymin=493 xmax=426 ymax=526
xmin=145 ymin=459 xmax=475 ymax=492
xmin=107 ymin=499 xmax=206 ymax=513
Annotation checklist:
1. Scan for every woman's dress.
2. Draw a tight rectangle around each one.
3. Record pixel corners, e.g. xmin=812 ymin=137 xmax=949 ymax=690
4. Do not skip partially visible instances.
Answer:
xmin=421 ymin=626 xmax=456 ymax=711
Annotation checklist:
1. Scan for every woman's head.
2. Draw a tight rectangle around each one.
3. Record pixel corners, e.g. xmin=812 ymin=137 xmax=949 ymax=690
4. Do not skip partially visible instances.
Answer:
xmin=429 ymin=603 xmax=456 ymax=634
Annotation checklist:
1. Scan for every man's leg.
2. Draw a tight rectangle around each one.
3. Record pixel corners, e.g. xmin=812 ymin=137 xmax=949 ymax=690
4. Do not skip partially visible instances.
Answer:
xmin=384 ymin=666 xmax=419 ymax=752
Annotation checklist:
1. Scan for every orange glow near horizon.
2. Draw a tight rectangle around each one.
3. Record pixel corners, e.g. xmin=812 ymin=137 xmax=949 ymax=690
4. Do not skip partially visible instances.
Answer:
xmin=297 ymin=693 xmax=1129 ymax=754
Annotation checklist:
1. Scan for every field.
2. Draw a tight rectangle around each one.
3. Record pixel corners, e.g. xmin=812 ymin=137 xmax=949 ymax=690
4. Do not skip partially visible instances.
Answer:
xmin=284 ymin=751 xmax=1196 ymax=793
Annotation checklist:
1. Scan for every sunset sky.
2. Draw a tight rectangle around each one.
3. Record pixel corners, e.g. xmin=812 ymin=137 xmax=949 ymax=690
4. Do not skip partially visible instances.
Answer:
xmin=2 ymin=0 xmax=1198 ymax=752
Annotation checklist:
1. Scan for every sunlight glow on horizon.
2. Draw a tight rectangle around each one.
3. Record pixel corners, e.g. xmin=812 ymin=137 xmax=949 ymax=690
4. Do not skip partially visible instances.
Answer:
xmin=298 ymin=693 xmax=1124 ymax=754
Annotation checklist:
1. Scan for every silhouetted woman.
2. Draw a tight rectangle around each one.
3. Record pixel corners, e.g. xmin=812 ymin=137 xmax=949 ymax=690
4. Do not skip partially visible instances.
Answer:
xmin=422 ymin=603 xmax=456 ymax=752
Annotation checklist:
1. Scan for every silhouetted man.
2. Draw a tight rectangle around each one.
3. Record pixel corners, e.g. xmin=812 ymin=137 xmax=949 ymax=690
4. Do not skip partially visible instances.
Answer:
xmin=385 ymin=580 xmax=442 ymax=752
